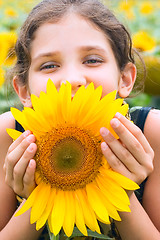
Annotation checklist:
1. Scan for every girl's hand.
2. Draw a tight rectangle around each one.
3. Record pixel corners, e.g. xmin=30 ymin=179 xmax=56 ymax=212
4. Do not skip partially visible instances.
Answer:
xmin=3 ymin=130 xmax=37 ymax=199
xmin=100 ymin=112 xmax=154 ymax=185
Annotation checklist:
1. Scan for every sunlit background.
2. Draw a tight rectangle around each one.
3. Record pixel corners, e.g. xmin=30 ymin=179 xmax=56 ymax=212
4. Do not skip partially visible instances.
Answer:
xmin=0 ymin=0 xmax=160 ymax=114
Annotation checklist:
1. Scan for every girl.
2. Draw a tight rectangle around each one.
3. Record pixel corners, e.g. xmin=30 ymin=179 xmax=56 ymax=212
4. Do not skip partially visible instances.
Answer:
xmin=0 ymin=0 xmax=160 ymax=239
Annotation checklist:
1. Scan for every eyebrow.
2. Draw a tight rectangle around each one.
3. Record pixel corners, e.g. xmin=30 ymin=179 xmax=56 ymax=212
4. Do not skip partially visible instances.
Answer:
xmin=33 ymin=45 xmax=107 ymax=61
xmin=32 ymin=51 xmax=60 ymax=62
xmin=79 ymin=45 xmax=107 ymax=54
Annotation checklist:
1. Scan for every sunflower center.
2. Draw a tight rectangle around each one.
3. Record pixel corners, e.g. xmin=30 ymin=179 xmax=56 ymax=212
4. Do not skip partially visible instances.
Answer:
xmin=35 ymin=126 xmax=103 ymax=191
xmin=51 ymin=137 xmax=84 ymax=172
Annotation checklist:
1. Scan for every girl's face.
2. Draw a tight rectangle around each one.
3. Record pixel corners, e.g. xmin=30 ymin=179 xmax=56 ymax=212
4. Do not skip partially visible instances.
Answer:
xmin=20 ymin=13 xmax=135 ymax=106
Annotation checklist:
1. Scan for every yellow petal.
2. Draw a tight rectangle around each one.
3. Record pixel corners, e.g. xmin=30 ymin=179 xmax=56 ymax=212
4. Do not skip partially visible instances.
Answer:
xmin=46 ymin=79 xmax=58 ymax=98
xmin=74 ymin=192 xmax=88 ymax=236
xmin=71 ymin=85 xmax=85 ymax=109
xmin=31 ymin=183 xmax=51 ymax=224
xmin=75 ymin=189 xmax=100 ymax=234
xmin=36 ymin=187 xmax=56 ymax=230
xmin=63 ymin=191 xmax=75 ymax=237
xmin=70 ymin=83 xmax=96 ymax=124
xmin=45 ymin=84 xmax=58 ymax=124
xmin=98 ymin=172 xmax=130 ymax=204
xmin=23 ymin=107 xmax=50 ymax=133
xmin=6 ymin=128 xmax=22 ymax=140
xmin=103 ymin=98 xmax=124 ymax=123
xmin=33 ymin=91 xmax=57 ymax=128
xmin=48 ymin=213 xmax=53 ymax=233
xmin=15 ymin=184 xmax=41 ymax=216
xmin=51 ymin=190 xmax=65 ymax=236
xmin=78 ymin=86 xmax=103 ymax=126
xmin=85 ymin=82 xmax=95 ymax=96
xmin=61 ymin=82 xmax=72 ymax=122
xmin=31 ymin=94 xmax=40 ymax=111
xmin=119 ymin=103 xmax=129 ymax=116
xmin=95 ymin=179 xmax=121 ymax=221
xmin=86 ymin=183 xmax=110 ymax=224
xmin=96 ymin=175 xmax=130 ymax=212
xmin=70 ymin=86 xmax=89 ymax=124
xmin=102 ymin=168 xmax=139 ymax=190
xmin=35 ymin=172 xmax=42 ymax=185
xmin=100 ymin=90 xmax=117 ymax=105
xmin=10 ymin=107 xmax=28 ymax=130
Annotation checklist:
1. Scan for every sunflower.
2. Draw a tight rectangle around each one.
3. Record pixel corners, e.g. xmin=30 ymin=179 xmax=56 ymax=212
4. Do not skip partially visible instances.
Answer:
xmin=5 ymin=7 xmax=18 ymax=18
xmin=118 ymin=1 xmax=135 ymax=20
xmin=0 ymin=31 xmax=17 ymax=66
xmin=139 ymin=1 xmax=154 ymax=15
xmin=132 ymin=31 xmax=156 ymax=52
xmin=7 ymin=79 xmax=139 ymax=237
xmin=0 ymin=66 xmax=5 ymax=87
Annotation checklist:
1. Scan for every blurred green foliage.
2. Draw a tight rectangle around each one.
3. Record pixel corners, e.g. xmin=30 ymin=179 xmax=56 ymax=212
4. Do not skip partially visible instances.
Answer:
xmin=107 ymin=0 xmax=160 ymax=108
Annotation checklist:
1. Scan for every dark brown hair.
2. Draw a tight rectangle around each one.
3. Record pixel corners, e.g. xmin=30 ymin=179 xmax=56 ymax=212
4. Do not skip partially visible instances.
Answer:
xmin=9 ymin=0 xmax=143 ymax=92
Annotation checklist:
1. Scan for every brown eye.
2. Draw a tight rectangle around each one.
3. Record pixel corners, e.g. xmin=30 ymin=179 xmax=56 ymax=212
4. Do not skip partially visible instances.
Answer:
xmin=40 ymin=63 xmax=60 ymax=71
xmin=85 ymin=59 xmax=98 ymax=64
xmin=83 ymin=57 xmax=103 ymax=66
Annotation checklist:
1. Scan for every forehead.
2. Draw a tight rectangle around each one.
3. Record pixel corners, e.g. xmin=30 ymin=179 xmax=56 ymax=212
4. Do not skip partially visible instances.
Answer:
xmin=36 ymin=13 xmax=106 ymax=36
xmin=30 ymin=13 xmax=113 ymax=55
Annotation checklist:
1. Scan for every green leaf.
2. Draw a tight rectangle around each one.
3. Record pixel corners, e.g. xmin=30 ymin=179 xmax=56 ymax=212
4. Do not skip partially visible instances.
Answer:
xmin=66 ymin=227 xmax=113 ymax=240
xmin=46 ymin=224 xmax=114 ymax=240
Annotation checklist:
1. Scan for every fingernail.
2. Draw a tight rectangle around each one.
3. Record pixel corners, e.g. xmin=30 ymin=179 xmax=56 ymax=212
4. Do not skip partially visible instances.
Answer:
xmin=23 ymin=130 xmax=30 ymax=138
xmin=29 ymin=159 xmax=34 ymax=168
xmin=26 ymin=135 xmax=34 ymax=143
xmin=115 ymin=112 xmax=121 ymax=118
xmin=101 ymin=142 xmax=108 ymax=151
xmin=100 ymin=127 xmax=109 ymax=137
xmin=111 ymin=118 xmax=119 ymax=128
xmin=27 ymin=143 xmax=34 ymax=152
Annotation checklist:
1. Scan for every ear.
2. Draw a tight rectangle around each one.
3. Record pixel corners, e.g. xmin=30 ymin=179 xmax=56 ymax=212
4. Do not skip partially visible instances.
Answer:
xmin=13 ymin=76 xmax=32 ymax=107
xmin=118 ymin=63 xmax=136 ymax=98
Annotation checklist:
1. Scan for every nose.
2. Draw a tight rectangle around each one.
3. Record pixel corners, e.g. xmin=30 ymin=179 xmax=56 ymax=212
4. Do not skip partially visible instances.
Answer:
xmin=60 ymin=66 xmax=87 ymax=91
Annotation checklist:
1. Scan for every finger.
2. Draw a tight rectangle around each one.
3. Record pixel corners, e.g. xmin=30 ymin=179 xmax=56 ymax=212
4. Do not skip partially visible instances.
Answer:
xmin=101 ymin=140 xmax=146 ymax=184
xmin=8 ymin=130 xmax=31 ymax=153
xmin=13 ymin=143 xmax=37 ymax=194
xmin=101 ymin=141 xmax=133 ymax=178
xmin=3 ymin=163 xmax=6 ymax=173
xmin=110 ymin=118 xmax=148 ymax=164
xmin=5 ymin=131 xmax=30 ymax=180
xmin=114 ymin=112 xmax=152 ymax=154
xmin=5 ymin=134 xmax=36 ymax=182
xmin=100 ymin=127 xmax=140 ymax=173
xmin=23 ymin=159 xmax=36 ymax=198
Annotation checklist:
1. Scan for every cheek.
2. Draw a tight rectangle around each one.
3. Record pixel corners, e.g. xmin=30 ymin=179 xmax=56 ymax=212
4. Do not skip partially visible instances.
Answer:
xmin=28 ymin=77 xmax=48 ymax=96
xmin=90 ymin=67 xmax=120 ymax=96
xmin=98 ymin=76 xmax=119 ymax=98
xmin=101 ymin=83 xmax=118 ymax=98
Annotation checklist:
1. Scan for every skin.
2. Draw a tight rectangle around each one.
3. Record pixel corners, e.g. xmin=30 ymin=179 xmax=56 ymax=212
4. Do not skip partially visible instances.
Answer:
xmin=0 ymin=13 xmax=160 ymax=240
